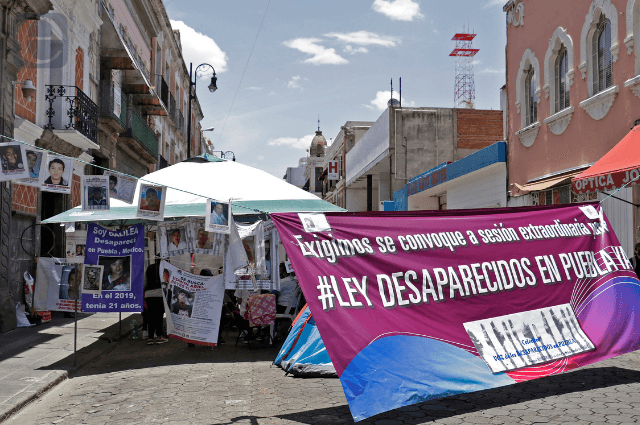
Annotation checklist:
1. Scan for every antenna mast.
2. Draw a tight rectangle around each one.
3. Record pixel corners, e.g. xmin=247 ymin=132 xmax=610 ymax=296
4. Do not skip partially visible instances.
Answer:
xmin=450 ymin=27 xmax=479 ymax=109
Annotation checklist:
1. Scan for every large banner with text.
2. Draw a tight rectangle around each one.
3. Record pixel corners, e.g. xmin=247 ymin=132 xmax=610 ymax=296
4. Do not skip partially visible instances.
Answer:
xmin=272 ymin=204 xmax=640 ymax=421
xmin=82 ymin=223 xmax=145 ymax=312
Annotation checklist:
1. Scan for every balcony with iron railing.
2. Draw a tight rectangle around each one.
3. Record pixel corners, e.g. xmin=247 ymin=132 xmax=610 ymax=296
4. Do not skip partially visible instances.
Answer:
xmin=99 ymin=80 xmax=127 ymax=132
xmin=119 ymin=104 xmax=159 ymax=163
xmin=154 ymin=74 xmax=169 ymax=108
xmin=45 ymin=85 xmax=99 ymax=149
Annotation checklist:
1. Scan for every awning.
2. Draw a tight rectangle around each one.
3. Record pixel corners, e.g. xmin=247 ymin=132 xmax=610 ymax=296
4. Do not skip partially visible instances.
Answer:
xmin=512 ymin=170 xmax=583 ymax=195
xmin=572 ymin=126 xmax=640 ymax=193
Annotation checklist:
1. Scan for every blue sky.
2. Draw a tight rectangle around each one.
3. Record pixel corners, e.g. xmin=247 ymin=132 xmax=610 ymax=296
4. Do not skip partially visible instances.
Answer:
xmin=165 ymin=0 xmax=507 ymax=177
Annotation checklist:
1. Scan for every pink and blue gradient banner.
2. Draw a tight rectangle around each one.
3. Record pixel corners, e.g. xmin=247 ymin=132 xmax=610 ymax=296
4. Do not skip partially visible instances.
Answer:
xmin=271 ymin=204 xmax=640 ymax=421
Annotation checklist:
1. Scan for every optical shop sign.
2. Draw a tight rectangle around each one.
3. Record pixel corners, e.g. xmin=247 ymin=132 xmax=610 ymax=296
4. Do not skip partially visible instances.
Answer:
xmin=271 ymin=205 xmax=640 ymax=422
xmin=82 ymin=223 xmax=145 ymax=312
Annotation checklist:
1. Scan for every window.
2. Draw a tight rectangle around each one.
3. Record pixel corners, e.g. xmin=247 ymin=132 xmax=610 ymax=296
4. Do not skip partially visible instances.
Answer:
xmin=554 ymin=47 xmax=570 ymax=112
xmin=592 ymin=16 xmax=613 ymax=94
xmin=524 ymin=67 xmax=537 ymax=126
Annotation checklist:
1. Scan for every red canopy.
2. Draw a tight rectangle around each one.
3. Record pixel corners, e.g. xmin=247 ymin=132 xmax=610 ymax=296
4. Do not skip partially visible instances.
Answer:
xmin=572 ymin=126 xmax=640 ymax=193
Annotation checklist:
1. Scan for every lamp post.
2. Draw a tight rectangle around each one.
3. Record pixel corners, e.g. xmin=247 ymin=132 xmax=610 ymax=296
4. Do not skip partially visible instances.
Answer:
xmin=186 ymin=63 xmax=217 ymax=158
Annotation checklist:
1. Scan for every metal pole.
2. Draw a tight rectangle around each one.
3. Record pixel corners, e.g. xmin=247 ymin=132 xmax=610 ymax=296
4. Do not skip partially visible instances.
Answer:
xmin=119 ymin=311 xmax=121 ymax=338
xmin=73 ymin=299 xmax=78 ymax=367
xmin=186 ymin=63 xmax=194 ymax=159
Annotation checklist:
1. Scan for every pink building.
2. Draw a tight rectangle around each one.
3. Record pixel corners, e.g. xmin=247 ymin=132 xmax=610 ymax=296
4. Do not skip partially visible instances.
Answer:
xmin=504 ymin=0 xmax=640 ymax=254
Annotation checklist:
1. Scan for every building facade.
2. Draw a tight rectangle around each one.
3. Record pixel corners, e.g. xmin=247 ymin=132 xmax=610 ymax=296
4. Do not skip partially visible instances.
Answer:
xmin=503 ymin=0 xmax=638 ymax=255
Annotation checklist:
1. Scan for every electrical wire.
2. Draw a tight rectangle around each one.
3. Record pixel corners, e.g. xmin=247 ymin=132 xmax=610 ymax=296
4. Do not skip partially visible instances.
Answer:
xmin=216 ymin=0 xmax=271 ymax=147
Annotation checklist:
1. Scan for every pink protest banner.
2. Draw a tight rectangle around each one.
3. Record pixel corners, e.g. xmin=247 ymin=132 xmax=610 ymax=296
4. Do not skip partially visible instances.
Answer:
xmin=271 ymin=204 xmax=640 ymax=421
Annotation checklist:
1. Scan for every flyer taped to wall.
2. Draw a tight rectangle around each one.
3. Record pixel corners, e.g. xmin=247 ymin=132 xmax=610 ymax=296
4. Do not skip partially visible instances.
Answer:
xmin=0 ymin=141 xmax=29 ymax=181
xmin=160 ymin=260 xmax=224 ymax=346
xmin=272 ymin=203 xmax=640 ymax=421
xmin=82 ymin=175 xmax=110 ymax=211
xmin=104 ymin=171 xmax=136 ymax=204
xmin=39 ymin=154 xmax=73 ymax=194
xmin=34 ymin=257 xmax=84 ymax=312
xmin=16 ymin=148 xmax=45 ymax=186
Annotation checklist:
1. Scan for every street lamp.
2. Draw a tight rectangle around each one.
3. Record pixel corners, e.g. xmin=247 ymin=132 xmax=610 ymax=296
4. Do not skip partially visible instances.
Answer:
xmin=186 ymin=63 xmax=217 ymax=158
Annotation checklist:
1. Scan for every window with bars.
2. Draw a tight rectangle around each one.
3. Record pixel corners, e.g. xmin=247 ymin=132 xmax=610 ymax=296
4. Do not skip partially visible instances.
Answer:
xmin=524 ymin=67 xmax=537 ymax=126
xmin=554 ymin=47 xmax=570 ymax=112
xmin=592 ymin=16 xmax=613 ymax=95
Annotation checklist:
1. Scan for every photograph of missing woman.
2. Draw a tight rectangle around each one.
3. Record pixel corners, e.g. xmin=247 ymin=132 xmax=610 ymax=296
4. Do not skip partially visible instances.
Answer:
xmin=137 ymin=184 xmax=166 ymax=220
xmin=75 ymin=244 xmax=85 ymax=257
xmin=105 ymin=171 xmax=136 ymax=204
xmin=40 ymin=154 xmax=73 ymax=194
xmin=82 ymin=175 xmax=110 ymax=211
xmin=58 ymin=265 xmax=81 ymax=300
xmin=170 ymin=288 xmax=195 ymax=318
xmin=0 ymin=142 xmax=28 ymax=180
xmin=204 ymin=200 xmax=230 ymax=233
xmin=82 ymin=264 xmax=103 ymax=295
xmin=98 ymin=256 xmax=131 ymax=291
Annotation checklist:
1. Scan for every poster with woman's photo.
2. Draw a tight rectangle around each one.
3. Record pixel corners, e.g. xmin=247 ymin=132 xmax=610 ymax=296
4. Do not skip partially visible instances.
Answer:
xmin=40 ymin=154 xmax=73 ymax=194
xmin=160 ymin=260 xmax=224 ymax=346
xmin=98 ymin=256 xmax=131 ymax=291
xmin=65 ymin=230 xmax=87 ymax=259
xmin=33 ymin=257 xmax=83 ymax=312
xmin=104 ymin=171 xmax=136 ymax=204
xmin=17 ymin=148 xmax=45 ymax=186
xmin=137 ymin=184 xmax=166 ymax=220
xmin=205 ymin=200 xmax=230 ymax=234
xmin=82 ymin=175 xmax=110 ymax=211
xmin=158 ymin=219 xmax=192 ymax=258
xmin=81 ymin=264 xmax=103 ymax=295
xmin=189 ymin=218 xmax=224 ymax=256
xmin=0 ymin=142 xmax=29 ymax=181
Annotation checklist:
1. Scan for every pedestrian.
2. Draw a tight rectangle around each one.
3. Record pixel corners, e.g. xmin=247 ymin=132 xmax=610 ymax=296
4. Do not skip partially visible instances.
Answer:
xmin=629 ymin=243 xmax=640 ymax=279
xmin=145 ymin=261 xmax=168 ymax=345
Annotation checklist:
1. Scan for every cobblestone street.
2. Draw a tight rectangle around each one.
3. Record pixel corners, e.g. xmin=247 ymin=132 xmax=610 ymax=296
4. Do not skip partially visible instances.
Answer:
xmin=6 ymin=331 xmax=640 ymax=425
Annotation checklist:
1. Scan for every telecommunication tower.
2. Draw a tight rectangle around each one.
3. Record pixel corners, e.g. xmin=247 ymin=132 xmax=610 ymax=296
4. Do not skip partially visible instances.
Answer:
xmin=450 ymin=28 xmax=479 ymax=109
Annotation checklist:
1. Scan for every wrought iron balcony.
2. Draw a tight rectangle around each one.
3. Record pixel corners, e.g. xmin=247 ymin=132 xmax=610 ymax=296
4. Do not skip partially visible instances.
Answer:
xmin=45 ymin=85 xmax=99 ymax=149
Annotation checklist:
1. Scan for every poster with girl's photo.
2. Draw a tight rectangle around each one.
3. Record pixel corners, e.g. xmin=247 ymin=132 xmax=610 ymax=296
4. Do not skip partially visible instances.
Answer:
xmin=81 ymin=264 xmax=103 ymax=296
xmin=104 ymin=171 xmax=136 ymax=204
xmin=205 ymin=200 xmax=230 ymax=234
xmin=82 ymin=175 xmax=110 ymax=211
xmin=136 ymin=184 xmax=166 ymax=220
xmin=17 ymin=148 xmax=45 ymax=186
xmin=40 ymin=154 xmax=73 ymax=194
xmin=97 ymin=255 xmax=131 ymax=291
xmin=0 ymin=142 xmax=29 ymax=181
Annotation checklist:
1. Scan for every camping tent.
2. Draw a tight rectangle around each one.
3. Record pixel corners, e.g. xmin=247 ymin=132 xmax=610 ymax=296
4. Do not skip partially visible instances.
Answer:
xmin=274 ymin=305 xmax=337 ymax=377
xmin=42 ymin=154 xmax=344 ymax=224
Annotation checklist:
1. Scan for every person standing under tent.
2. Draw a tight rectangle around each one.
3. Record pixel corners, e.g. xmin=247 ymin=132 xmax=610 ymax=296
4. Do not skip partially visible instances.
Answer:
xmin=145 ymin=261 xmax=168 ymax=345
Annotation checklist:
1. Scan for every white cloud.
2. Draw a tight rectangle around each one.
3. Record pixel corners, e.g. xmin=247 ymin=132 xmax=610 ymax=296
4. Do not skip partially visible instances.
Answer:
xmin=478 ymin=67 xmax=505 ymax=74
xmin=283 ymin=38 xmax=348 ymax=65
xmin=369 ymin=90 xmax=414 ymax=111
xmin=372 ymin=0 xmax=423 ymax=21
xmin=268 ymin=134 xmax=315 ymax=150
xmin=287 ymin=75 xmax=304 ymax=89
xmin=325 ymin=31 xmax=400 ymax=47
xmin=344 ymin=45 xmax=369 ymax=54
xmin=170 ymin=20 xmax=228 ymax=74
xmin=257 ymin=155 xmax=264 ymax=160
xmin=483 ymin=0 xmax=504 ymax=8
xmin=245 ymin=86 xmax=262 ymax=91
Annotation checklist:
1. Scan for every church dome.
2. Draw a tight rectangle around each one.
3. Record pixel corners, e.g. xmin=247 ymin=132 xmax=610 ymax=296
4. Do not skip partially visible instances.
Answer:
xmin=309 ymin=130 xmax=326 ymax=157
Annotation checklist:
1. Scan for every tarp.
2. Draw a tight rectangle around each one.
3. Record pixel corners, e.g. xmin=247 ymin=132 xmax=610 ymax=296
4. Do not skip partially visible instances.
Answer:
xmin=41 ymin=154 xmax=344 ymax=223
xmin=572 ymin=126 xmax=640 ymax=193
xmin=274 ymin=305 xmax=337 ymax=377
xmin=272 ymin=204 xmax=640 ymax=421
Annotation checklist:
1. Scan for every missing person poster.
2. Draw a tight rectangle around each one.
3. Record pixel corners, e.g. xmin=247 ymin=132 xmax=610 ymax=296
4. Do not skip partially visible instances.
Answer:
xmin=82 ymin=175 xmax=110 ymax=211
xmin=160 ymin=260 xmax=224 ymax=346
xmin=158 ymin=219 xmax=192 ymax=258
xmin=105 ymin=171 xmax=136 ymax=204
xmin=205 ymin=200 xmax=230 ymax=233
xmin=34 ymin=257 xmax=83 ymax=312
xmin=0 ymin=141 xmax=29 ymax=181
xmin=137 ymin=183 xmax=166 ymax=221
xmin=272 ymin=204 xmax=640 ymax=421
xmin=190 ymin=218 xmax=224 ymax=256
xmin=65 ymin=230 xmax=87 ymax=259
xmin=16 ymin=147 xmax=44 ymax=186
xmin=40 ymin=154 xmax=73 ymax=194
xmin=81 ymin=264 xmax=103 ymax=296
xmin=82 ymin=223 xmax=145 ymax=312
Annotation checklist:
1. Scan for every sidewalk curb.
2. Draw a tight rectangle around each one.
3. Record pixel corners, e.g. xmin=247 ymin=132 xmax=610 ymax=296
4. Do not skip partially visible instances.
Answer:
xmin=0 ymin=371 xmax=68 ymax=424
xmin=0 ymin=326 xmax=137 ymax=424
